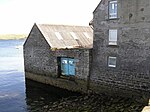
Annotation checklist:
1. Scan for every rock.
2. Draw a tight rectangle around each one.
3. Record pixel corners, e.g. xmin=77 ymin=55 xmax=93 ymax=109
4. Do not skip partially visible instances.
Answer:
xmin=43 ymin=105 xmax=49 ymax=109
xmin=148 ymin=99 xmax=150 ymax=106
xmin=142 ymin=106 xmax=150 ymax=112
xmin=53 ymin=102 xmax=58 ymax=105
xmin=74 ymin=98 xmax=78 ymax=102
xmin=33 ymin=100 xmax=38 ymax=103
xmin=42 ymin=94 xmax=146 ymax=112
xmin=52 ymin=104 xmax=57 ymax=108
xmin=84 ymin=96 xmax=89 ymax=100
xmin=40 ymin=97 xmax=44 ymax=100
xmin=58 ymin=106 xmax=63 ymax=109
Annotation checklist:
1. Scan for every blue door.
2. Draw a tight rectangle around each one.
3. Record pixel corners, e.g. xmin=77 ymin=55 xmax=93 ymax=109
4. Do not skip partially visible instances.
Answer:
xmin=68 ymin=59 xmax=75 ymax=76
xmin=61 ymin=58 xmax=69 ymax=76
xmin=61 ymin=58 xmax=75 ymax=76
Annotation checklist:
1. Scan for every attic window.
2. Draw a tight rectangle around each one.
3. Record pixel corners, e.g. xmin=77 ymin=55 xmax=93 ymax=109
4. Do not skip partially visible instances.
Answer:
xmin=70 ymin=32 xmax=78 ymax=40
xmin=109 ymin=0 xmax=118 ymax=19
xmin=55 ymin=32 xmax=63 ymax=40
xmin=83 ymin=32 xmax=90 ymax=39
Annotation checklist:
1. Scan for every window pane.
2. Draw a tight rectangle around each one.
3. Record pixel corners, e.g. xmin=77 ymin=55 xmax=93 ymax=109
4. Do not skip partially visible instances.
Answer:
xmin=62 ymin=60 xmax=67 ymax=64
xmin=109 ymin=29 xmax=117 ymax=45
xmin=109 ymin=30 xmax=117 ymax=41
xmin=108 ymin=56 xmax=116 ymax=67
xmin=112 ymin=4 xmax=115 ymax=10
xmin=109 ymin=1 xmax=117 ymax=19
xmin=114 ymin=3 xmax=117 ymax=13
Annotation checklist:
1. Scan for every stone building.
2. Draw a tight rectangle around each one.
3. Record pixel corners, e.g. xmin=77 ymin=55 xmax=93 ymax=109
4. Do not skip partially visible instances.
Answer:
xmin=23 ymin=23 xmax=93 ymax=92
xmin=90 ymin=0 xmax=150 ymax=95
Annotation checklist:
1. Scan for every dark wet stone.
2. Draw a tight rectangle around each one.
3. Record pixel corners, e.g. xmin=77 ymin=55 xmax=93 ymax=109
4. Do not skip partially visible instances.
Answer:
xmin=43 ymin=105 xmax=48 ymax=109
xmin=42 ymin=93 xmax=147 ymax=112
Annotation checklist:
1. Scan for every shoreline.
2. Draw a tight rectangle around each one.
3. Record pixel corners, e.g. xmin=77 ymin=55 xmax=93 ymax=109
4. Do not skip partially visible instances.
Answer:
xmin=0 ymin=34 xmax=27 ymax=40
xmin=42 ymin=93 xmax=146 ymax=112
xmin=0 ymin=38 xmax=26 ymax=40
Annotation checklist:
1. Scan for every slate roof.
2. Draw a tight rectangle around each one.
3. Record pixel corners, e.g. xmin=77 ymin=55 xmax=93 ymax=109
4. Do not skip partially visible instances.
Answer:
xmin=36 ymin=24 xmax=93 ymax=49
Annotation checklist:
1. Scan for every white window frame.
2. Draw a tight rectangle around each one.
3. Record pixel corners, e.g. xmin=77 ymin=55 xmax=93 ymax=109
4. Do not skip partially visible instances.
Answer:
xmin=109 ymin=29 xmax=117 ymax=45
xmin=109 ymin=0 xmax=118 ymax=19
xmin=108 ymin=56 xmax=117 ymax=67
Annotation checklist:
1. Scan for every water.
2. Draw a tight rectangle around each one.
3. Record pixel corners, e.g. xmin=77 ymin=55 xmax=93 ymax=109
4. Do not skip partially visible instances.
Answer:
xmin=0 ymin=40 xmax=78 ymax=112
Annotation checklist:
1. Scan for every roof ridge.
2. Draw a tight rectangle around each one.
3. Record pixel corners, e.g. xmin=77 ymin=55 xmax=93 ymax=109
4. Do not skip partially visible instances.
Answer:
xmin=36 ymin=23 xmax=91 ymax=28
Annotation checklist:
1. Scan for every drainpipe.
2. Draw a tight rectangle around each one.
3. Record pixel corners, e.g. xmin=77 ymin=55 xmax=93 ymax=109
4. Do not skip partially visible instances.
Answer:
xmin=86 ymin=49 xmax=93 ymax=93
xmin=87 ymin=19 xmax=94 ymax=93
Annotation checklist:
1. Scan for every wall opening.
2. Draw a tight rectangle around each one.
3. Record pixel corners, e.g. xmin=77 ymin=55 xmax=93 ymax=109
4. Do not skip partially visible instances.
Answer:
xmin=58 ymin=57 xmax=75 ymax=76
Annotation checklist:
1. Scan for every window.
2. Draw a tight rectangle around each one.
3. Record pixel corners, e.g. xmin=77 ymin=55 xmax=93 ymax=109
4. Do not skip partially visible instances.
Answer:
xmin=109 ymin=29 xmax=117 ymax=45
xmin=60 ymin=58 xmax=75 ymax=76
xmin=109 ymin=0 xmax=118 ymax=19
xmin=108 ymin=56 xmax=116 ymax=67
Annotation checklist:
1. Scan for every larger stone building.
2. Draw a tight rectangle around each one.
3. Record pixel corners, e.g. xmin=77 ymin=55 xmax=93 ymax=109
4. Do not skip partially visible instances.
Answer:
xmin=90 ymin=0 xmax=150 ymax=95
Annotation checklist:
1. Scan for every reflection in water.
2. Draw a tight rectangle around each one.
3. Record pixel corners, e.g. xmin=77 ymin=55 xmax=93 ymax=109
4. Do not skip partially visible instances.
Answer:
xmin=25 ymin=79 xmax=80 ymax=111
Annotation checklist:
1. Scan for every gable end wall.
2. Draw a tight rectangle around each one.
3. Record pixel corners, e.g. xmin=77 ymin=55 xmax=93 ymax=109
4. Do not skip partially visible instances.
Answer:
xmin=91 ymin=0 xmax=150 ymax=96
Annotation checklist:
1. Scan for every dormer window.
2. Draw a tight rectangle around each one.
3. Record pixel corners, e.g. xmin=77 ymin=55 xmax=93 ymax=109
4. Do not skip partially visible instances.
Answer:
xmin=109 ymin=0 xmax=118 ymax=19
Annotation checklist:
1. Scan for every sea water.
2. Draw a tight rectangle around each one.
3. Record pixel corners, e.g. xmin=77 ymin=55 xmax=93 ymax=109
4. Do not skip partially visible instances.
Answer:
xmin=0 ymin=40 xmax=78 ymax=112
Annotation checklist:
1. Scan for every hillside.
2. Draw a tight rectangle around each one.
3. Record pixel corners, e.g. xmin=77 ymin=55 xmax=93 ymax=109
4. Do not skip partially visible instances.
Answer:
xmin=0 ymin=34 xmax=27 ymax=40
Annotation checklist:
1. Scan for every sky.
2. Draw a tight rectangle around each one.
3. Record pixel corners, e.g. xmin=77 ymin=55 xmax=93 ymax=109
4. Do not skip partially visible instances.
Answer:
xmin=0 ymin=0 xmax=100 ymax=34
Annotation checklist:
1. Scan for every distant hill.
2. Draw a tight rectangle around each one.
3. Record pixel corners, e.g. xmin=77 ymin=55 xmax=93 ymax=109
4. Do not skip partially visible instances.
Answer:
xmin=0 ymin=34 xmax=27 ymax=40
